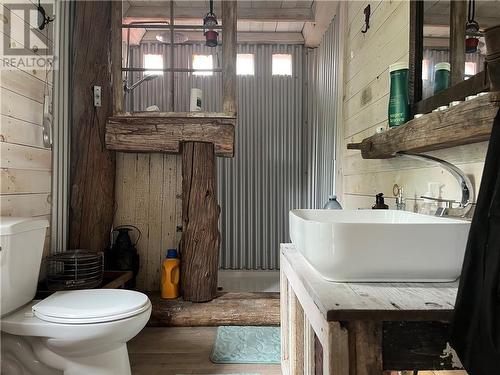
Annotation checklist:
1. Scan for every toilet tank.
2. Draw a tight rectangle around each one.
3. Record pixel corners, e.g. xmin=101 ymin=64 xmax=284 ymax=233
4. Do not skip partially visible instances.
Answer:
xmin=0 ymin=217 xmax=49 ymax=317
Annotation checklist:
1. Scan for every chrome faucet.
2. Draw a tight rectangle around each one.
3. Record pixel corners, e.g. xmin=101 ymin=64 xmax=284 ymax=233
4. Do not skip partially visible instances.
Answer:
xmin=396 ymin=152 xmax=474 ymax=218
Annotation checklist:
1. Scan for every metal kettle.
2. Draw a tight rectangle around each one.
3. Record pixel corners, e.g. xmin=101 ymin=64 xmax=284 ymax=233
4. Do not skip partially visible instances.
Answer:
xmin=106 ymin=225 xmax=141 ymax=287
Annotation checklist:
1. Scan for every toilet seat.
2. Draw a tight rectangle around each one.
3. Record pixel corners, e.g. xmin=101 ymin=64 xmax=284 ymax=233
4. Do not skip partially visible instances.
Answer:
xmin=32 ymin=289 xmax=150 ymax=324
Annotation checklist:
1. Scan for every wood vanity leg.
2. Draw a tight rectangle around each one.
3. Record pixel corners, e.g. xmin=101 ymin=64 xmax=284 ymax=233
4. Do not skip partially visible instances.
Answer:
xmin=281 ymin=269 xmax=291 ymax=373
xmin=348 ymin=320 xmax=383 ymax=375
xmin=304 ymin=321 xmax=316 ymax=374
xmin=324 ymin=322 xmax=349 ymax=375
xmin=289 ymin=288 xmax=305 ymax=374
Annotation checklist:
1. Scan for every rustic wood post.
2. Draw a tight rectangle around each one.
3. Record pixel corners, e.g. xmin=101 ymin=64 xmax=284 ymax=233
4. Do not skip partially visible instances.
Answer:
xmin=180 ymin=142 xmax=220 ymax=302
xmin=69 ymin=1 xmax=115 ymax=252
xmin=450 ymin=0 xmax=467 ymax=85
xmin=111 ymin=1 xmax=123 ymax=114
xmin=223 ymin=0 xmax=237 ymax=114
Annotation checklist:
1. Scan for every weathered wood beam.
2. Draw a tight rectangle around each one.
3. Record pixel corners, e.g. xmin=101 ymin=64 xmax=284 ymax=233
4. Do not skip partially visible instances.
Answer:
xmin=348 ymin=92 xmax=500 ymax=160
xmin=223 ymin=0 xmax=237 ymax=114
xmin=111 ymin=1 xmax=123 ymax=114
xmin=105 ymin=113 xmax=236 ymax=157
xmin=302 ymin=1 xmax=339 ymax=48
xmin=147 ymin=292 xmax=280 ymax=326
xmin=450 ymin=0 xmax=467 ymax=85
xmin=69 ymin=1 xmax=115 ymax=252
xmin=125 ymin=6 xmax=314 ymax=22
xmin=180 ymin=142 xmax=220 ymax=303
xmin=413 ymin=70 xmax=490 ymax=115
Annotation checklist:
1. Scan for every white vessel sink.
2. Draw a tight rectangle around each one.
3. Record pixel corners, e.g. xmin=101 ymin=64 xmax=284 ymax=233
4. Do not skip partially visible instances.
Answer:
xmin=289 ymin=210 xmax=470 ymax=282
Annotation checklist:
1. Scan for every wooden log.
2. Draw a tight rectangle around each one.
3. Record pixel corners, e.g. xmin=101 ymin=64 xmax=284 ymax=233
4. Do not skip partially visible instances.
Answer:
xmin=222 ymin=0 xmax=237 ymax=114
xmin=105 ymin=113 xmax=236 ymax=157
xmin=147 ymin=292 xmax=280 ymax=326
xmin=180 ymin=142 xmax=220 ymax=302
xmin=347 ymin=92 xmax=500 ymax=160
xmin=450 ymin=1 xmax=467 ymax=85
xmin=69 ymin=1 xmax=115 ymax=252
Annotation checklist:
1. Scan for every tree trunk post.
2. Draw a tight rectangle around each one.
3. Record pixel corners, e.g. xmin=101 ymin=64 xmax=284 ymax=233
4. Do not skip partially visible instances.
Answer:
xmin=180 ymin=142 xmax=220 ymax=302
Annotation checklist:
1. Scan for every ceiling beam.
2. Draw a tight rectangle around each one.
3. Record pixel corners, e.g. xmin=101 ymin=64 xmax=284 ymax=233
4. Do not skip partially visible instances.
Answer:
xmin=302 ymin=1 xmax=339 ymax=48
xmin=125 ymin=6 xmax=314 ymax=22
xmin=141 ymin=31 xmax=304 ymax=44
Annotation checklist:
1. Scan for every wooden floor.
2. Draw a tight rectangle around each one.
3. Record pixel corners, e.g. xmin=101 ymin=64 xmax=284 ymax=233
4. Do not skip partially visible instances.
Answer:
xmin=128 ymin=327 xmax=282 ymax=375
xmin=128 ymin=327 xmax=467 ymax=375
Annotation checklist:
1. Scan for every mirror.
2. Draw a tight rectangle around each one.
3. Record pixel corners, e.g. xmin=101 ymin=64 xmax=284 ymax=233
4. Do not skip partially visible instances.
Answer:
xmin=421 ymin=1 xmax=499 ymax=99
xmin=410 ymin=0 xmax=500 ymax=111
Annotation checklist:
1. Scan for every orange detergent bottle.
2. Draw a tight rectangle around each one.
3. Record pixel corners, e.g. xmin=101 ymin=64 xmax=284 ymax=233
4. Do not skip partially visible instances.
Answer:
xmin=161 ymin=249 xmax=180 ymax=299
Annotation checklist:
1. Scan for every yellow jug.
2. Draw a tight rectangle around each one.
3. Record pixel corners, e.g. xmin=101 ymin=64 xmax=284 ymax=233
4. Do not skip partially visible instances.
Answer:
xmin=161 ymin=249 xmax=180 ymax=299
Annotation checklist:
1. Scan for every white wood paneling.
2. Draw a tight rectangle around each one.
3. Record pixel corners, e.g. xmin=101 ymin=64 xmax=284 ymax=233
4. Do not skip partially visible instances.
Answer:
xmin=340 ymin=1 xmax=486 ymax=212
xmin=114 ymin=152 xmax=183 ymax=291
xmin=0 ymin=1 xmax=53 ymax=253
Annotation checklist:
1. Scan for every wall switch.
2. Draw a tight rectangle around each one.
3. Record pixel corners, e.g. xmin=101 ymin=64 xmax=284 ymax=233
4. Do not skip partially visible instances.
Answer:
xmin=93 ymin=85 xmax=102 ymax=107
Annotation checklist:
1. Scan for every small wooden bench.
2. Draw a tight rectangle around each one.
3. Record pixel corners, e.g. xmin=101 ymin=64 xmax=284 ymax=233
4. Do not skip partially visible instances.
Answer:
xmin=280 ymin=244 xmax=464 ymax=374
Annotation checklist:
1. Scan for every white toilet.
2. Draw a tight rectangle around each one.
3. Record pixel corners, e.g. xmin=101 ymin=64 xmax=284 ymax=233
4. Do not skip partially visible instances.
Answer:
xmin=0 ymin=217 xmax=152 ymax=375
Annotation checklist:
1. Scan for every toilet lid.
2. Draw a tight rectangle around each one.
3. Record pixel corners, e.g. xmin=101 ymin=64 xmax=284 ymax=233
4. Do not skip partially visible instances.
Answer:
xmin=32 ymin=289 xmax=151 ymax=324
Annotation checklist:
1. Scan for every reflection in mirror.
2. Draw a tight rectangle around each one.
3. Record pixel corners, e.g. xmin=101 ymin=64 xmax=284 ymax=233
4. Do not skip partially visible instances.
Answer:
xmin=421 ymin=0 xmax=499 ymax=100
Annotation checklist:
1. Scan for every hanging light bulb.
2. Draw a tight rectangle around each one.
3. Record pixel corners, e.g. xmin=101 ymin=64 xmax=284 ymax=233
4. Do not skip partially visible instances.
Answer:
xmin=203 ymin=0 xmax=218 ymax=47
xmin=465 ymin=0 xmax=480 ymax=53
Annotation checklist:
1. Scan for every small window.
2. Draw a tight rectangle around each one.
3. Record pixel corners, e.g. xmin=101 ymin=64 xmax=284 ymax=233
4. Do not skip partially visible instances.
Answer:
xmin=464 ymin=62 xmax=476 ymax=77
xmin=192 ymin=54 xmax=213 ymax=76
xmin=421 ymin=59 xmax=429 ymax=80
xmin=272 ymin=54 xmax=292 ymax=76
xmin=144 ymin=54 xmax=163 ymax=76
xmin=237 ymin=53 xmax=254 ymax=76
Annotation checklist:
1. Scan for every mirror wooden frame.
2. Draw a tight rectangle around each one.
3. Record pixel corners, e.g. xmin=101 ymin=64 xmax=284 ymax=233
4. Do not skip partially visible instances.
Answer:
xmin=408 ymin=0 xmax=491 ymax=116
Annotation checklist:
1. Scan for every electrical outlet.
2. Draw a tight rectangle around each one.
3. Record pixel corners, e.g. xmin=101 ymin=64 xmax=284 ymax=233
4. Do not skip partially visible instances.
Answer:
xmin=93 ymin=85 xmax=102 ymax=107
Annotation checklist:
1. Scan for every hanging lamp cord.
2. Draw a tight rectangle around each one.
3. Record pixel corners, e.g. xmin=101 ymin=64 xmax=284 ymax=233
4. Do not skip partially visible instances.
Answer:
xmin=468 ymin=0 xmax=476 ymax=23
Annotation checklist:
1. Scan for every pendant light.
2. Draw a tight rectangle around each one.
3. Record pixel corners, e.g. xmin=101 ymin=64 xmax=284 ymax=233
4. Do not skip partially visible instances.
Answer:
xmin=203 ymin=0 xmax=218 ymax=47
xmin=465 ymin=0 xmax=480 ymax=53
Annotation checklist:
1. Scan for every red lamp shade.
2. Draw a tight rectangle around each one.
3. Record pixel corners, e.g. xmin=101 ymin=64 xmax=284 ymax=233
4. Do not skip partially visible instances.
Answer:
xmin=466 ymin=37 xmax=479 ymax=53
xmin=205 ymin=29 xmax=218 ymax=47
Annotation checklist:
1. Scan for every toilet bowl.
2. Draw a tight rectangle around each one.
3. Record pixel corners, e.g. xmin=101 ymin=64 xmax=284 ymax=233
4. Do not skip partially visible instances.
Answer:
xmin=0 ymin=217 xmax=152 ymax=375
xmin=1 ymin=289 xmax=152 ymax=375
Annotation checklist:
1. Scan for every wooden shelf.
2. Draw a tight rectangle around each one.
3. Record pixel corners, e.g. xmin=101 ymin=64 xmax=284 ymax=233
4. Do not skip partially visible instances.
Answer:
xmin=105 ymin=111 xmax=236 ymax=158
xmin=347 ymin=92 xmax=500 ymax=159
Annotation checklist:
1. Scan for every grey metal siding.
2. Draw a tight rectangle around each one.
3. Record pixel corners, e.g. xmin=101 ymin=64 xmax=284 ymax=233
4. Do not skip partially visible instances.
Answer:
xmin=126 ymin=29 xmax=339 ymax=269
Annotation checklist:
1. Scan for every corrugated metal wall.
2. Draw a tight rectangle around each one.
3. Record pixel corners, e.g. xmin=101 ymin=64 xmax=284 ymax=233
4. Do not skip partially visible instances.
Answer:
xmin=303 ymin=18 xmax=339 ymax=209
xmin=127 ymin=30 xmax=339 ymax=269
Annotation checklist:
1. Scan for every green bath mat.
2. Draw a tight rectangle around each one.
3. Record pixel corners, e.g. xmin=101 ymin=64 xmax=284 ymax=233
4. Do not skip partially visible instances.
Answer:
xmin=210 ymin=326 xmax=281 ymax=364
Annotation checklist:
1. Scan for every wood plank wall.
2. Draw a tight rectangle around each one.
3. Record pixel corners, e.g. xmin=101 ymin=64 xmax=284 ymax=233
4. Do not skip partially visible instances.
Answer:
xmin=340 ymin=1 xmax=487 ymax=210
xmin=114 ymin=153 xmax=183 ymax=291
xmin=0 ymin=2 xmax=54 ymax=255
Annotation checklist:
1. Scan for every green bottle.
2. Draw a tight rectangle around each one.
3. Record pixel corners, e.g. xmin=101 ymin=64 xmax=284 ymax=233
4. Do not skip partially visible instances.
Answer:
xmin=388 ymin=62 xmax=410 ymax=128
xmin=434 ymin=62 xmax=451 ymax=94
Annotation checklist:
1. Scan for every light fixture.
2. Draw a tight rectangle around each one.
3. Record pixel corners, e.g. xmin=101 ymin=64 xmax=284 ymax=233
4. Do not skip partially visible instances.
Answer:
xmin=203 ymin=0 xmax=218 ymax=47
xmin=465 ymin=0 xmax=480 ymax=53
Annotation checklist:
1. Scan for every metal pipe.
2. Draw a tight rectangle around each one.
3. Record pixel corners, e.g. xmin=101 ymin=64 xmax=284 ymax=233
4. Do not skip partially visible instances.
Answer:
xmin=122 ymin=67 xmax=222 ymax=73
xmin=121 ymin=24 xmax=222 ymax=30
xmin=396 ymin=151 xmax=474 ymax=217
